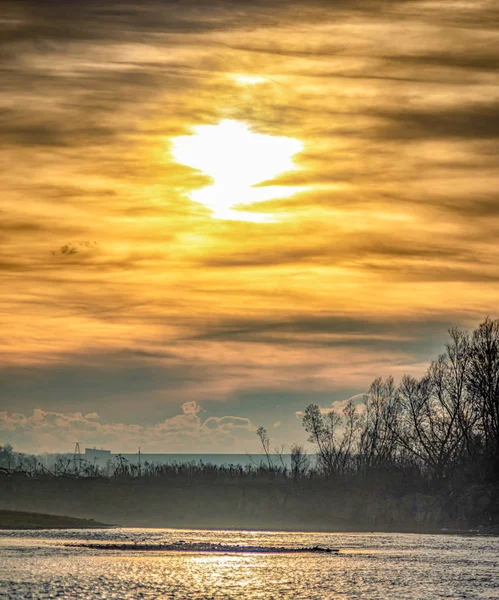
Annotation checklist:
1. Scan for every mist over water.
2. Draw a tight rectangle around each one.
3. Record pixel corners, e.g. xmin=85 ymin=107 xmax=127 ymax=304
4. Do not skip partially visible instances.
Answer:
xmin=1 ymin=528 xmax=498 ymax=599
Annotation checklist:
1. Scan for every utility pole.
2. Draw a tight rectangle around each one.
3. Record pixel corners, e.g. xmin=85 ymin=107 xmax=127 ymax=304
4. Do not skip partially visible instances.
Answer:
xmin=73 ymin=441 xmax=82 ymax=475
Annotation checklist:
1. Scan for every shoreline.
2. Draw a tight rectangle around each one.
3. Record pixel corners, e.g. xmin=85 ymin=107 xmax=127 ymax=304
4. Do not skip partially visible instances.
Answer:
xmin=0 ymin=510 xmax=111 ymax=530
xmin=1 ymin=511 xmax=497 ymax=536
xmin=121 ymin=523 xmax=498 ymax=537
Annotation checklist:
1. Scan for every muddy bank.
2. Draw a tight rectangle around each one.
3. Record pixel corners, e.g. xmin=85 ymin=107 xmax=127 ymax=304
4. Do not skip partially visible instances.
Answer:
xmin=67 ymin=541 xmax=338 ymax=553
xmin=0 ymin=510 xmax=110 ymax=530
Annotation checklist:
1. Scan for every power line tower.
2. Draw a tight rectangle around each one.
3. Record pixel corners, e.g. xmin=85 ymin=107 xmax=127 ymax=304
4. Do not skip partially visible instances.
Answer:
xmin=73 ymin=441 xmax=82 ymax=474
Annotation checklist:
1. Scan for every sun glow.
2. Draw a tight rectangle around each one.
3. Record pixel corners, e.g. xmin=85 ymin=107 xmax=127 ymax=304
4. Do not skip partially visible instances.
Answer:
xmin=232 ymin=74 xmax=267 ymax=85
xmin=171 ymin=120 xmax=304 ymax=221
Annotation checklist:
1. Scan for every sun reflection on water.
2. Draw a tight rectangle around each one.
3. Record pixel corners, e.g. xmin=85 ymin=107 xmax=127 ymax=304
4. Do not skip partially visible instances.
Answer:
xmin=1 ymin=529 xmax=498 ymax=599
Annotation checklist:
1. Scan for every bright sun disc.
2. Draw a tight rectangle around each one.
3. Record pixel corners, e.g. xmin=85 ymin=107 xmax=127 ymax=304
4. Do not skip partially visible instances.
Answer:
xmin=171 ymin=120 xmax=304 ymax=221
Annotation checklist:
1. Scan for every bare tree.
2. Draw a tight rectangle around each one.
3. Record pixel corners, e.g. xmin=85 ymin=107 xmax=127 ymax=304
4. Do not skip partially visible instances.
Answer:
xmin=396 ymin=356 xmax=466 ymax=479
xmin=359 ymin=377 xmax=400 ymax=470
xmin=274 ymin=444 xmax=287 ymax=471
xmin=444 ymin=328 xmax=478 ymax=456
xmin=290 ymin=443 xmax=308 ymax=479
xmin=302 ymin=404 xmax=337 ymax=475
xmin=302 ymin=402 xmax=360 ymax=476
xmin=396 ymin=374 xmax=434 ymax=470
xmin=339 ymin=399 xmax=362 ymax=474
xmin=467 ymin=318 xmax=499 ymax=462
xmin=256 ymin=426 xmax=273 ymax=469
xmin=0 ymin=444 xmax=14 ymax=470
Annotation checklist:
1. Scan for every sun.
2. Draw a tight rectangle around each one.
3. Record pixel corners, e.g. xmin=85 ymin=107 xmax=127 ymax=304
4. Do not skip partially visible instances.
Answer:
xmin=232 ymin=74 xmax=267 ymax=85
xmin=171 ymin=120 xmax=304 ymax=221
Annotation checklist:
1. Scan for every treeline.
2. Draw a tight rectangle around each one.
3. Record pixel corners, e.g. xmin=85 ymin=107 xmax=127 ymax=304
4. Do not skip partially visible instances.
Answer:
xmin=1 ymin=318 xmax=498 ymax=489
xmin=295 ymin=317 xmax=499 ymax=485
xmin=0 ymin=446 xmax=295 ymax=482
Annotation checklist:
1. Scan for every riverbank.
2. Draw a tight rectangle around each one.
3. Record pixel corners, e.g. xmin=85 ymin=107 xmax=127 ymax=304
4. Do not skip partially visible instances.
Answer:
xmin=0 ymin=510 xmax=110 ymax=530
xmin=2 ymin=477 xmax=498 ymax=534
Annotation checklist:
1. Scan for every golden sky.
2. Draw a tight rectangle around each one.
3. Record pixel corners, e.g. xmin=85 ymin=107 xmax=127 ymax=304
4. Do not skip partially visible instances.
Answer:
xmin=1 ymin=0 xmax=498 ymax=453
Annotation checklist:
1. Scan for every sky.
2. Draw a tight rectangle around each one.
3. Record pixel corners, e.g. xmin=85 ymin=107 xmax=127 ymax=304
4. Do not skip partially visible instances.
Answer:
xmin=1 ymin=0 xmax=498 ymax=454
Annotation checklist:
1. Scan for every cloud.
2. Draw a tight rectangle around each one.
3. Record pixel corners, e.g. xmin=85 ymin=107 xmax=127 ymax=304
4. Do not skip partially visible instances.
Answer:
xmin=188 ymin=314 xmax=465 ymax=353
xmin=375 ymin=101 xmax=499 ymax=140
xmin=295 ymin=407 xmax=335 ymax=418
xmin=295 ymin=392 xmax=367 ymax=418
xmin=0 ymin=404 xmax=257 ymax=454
xmin=389 ymin=51 xmax=499 ymax=73
xmin=1 ymin=0 xmax=498 ymax=452
xmin=332 ymin=393 xmax=367 ymax=414
xmin=84 ymin=412 xmax=100 ymax=420
xmin=181 ymin=400 xmax=201 ymax=416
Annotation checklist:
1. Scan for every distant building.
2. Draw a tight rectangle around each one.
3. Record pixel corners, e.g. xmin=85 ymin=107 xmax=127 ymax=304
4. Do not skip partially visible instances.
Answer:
xmin=84 ymin=448 xmax=111 ymax=461
xmin=78 ymin=448 xmax=294 ymax=468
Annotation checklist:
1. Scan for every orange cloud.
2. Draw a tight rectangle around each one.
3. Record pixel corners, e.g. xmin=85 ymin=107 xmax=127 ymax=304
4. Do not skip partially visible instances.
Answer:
xmin=1 ymin=0 xmax=498 ymax=451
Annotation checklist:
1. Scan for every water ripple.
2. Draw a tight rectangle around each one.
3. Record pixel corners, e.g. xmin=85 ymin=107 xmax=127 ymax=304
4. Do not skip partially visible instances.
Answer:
xmin=1 ymin=529 xmax=498 ymax=599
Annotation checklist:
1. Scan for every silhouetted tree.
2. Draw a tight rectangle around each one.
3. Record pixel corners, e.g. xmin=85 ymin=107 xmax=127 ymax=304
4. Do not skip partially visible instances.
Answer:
xmin=302 ymin=402 xmax=360 ymax=476
xmin=256 ymin=426 xmax=273 ymax=469
xmin=290 ymin=443 xmax=308 ymax=479
xmin=0 ymin=444 xmax=14 ymax=470
xmin=359 ymin=377 xmax=400 ymax=470
xmin=467 ymin=317 xmax=499 ymax=472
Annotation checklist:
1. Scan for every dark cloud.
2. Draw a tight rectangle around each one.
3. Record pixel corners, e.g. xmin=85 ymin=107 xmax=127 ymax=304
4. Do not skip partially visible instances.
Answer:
xmin=390 ymin=52 xmax=499 ymax=72
xmin=188 ymin=314 xmax=465 ymax=351
xmin=0 ymin=350 xmax=194 ymax=419
xmin=399 ymin=192 xmax=499 ymax=222
xmin=0 ymin=220 xmax=53 ymax=236
xmin=414 ymin=4 xmax=499 ymax=30
xmin=364 ymin=262 xmax=499 ymax=283
xmin=443 ymin=195 xmax=499 ymax=219
xmin=2 ymin=0 xmax=424 ymax=43
xmin=375 ymin=101 xmax=499 ymax=140
xmin=1 ymin=1 xmax=231 ymax=46
xmin=0 ymin=216 xmax=85 ymax=251
xmin=201 ymin=234 xmax=480 ymax=270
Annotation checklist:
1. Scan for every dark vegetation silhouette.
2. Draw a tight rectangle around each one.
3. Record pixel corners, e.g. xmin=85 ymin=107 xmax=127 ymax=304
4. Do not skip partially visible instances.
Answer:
xmin=1 ymin=319 xmax=498 ymax=532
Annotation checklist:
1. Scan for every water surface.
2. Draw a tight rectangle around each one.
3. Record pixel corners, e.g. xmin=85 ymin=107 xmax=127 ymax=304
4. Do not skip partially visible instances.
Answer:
xmin=1 ymin=528 xmax=498 ymax=599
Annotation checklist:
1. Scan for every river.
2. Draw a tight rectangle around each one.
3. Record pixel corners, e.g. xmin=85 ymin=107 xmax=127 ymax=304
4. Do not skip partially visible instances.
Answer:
xmin=1 ymin=528 xmax=497 ymax=599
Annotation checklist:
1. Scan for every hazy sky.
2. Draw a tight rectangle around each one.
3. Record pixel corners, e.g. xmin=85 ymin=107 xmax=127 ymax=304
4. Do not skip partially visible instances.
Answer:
xmin=1 ymin=0 xmax=498 ymax=454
